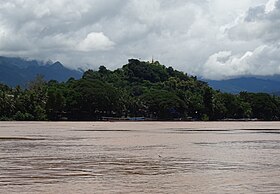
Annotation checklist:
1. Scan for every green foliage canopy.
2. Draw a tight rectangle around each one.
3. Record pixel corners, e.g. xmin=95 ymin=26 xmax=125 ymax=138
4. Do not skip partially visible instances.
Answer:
xmin=1 ymin=59 xmax=280 ymax=121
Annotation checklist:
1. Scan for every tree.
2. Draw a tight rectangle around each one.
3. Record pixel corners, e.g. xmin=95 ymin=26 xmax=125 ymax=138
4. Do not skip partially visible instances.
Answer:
xmin=203 ymin=87 xmax=214 ymax=120
xmin=27 ymin=75 xmax=48 ymax=120
xmin=46 ymin=88 xmax=65 ymax=120
xmin=141 ymin=89 xmax=187 ymax=119
xmin=1 ymin=59 xmax=280 ymax=121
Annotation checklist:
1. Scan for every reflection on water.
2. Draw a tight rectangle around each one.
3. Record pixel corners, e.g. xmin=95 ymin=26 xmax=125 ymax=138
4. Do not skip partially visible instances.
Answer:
xmin=0 ymin=122 xmax=280 ymax=194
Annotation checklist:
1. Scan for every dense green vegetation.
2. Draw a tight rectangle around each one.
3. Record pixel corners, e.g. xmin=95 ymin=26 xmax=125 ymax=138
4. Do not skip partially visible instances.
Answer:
xmin=1 ymin=59 xmax=280 ymax=121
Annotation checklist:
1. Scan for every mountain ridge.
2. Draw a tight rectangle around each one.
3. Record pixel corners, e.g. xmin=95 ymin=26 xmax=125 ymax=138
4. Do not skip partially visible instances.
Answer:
xmin=0 ymin=56 xmax=82 ymax=87
xmin=205 ymin=76 xmax=280 ymax=94
xmin=1 ymin=56 xmax=280 ymax=94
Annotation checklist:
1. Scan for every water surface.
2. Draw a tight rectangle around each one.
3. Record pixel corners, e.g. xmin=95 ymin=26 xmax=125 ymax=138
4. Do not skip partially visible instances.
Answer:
xmin=0 ymin=122 xmax=280 ymax=193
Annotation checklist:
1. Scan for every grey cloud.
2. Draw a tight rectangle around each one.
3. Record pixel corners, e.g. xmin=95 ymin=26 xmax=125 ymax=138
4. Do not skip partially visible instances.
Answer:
xmin=0 ymin=0 xmax=208 ymax=66
xmin=199 ymin=0 xmax=280 ymax=80
xmin=228 ymin=0 xmax=280 ymax=42
xmin=0 ymin=0 xmax=277 ymax=79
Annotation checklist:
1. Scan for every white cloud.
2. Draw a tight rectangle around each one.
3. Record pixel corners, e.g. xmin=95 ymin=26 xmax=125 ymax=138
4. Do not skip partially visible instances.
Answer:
xmin=265 ymin=0 xmax=277 ymax=12
xmin=201 ymin=45 xmax=280 ymax=80
xmin=78 ymin=32 xmax=114 ymax=51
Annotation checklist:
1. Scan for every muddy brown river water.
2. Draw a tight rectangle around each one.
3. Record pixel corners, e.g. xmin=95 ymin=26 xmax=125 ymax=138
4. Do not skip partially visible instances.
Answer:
xmin=0 ymin=122 xmax=280 ymax=194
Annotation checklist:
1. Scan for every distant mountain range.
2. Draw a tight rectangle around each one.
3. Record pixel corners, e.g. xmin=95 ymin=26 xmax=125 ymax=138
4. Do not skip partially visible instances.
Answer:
xmin=205 ymin=76 xmax=280 ymax=94
xmin=0 ymin=56 xmax=82 ymax=87
xmin=1 ymin=56 xmax=280 ymax=94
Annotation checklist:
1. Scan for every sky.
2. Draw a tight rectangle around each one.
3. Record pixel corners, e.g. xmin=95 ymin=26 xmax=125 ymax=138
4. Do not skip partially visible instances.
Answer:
xmin=0 ymin=0 xmax=279 ymax=80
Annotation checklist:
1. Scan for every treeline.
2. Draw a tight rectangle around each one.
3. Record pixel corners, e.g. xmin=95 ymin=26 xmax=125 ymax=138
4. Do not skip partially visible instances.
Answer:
xmin=1 ymin=59 xmax=280 ymax=121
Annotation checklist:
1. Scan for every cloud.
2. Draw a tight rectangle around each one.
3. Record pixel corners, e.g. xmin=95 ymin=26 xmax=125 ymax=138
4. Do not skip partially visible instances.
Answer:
xmin=78 ymin=32 xmax=114 ymax=51
xmin=227 ymin=0 xmax=280 ymax=42
xmin=201 ymin=45 xmax=280 ymax=80
xmin=0 ymin=0 xmax=278 ymax=79
xmin=265 ymin=0 xmax=277 ymax=12
xmin=200 ymin=0 xmax=280 ymax=79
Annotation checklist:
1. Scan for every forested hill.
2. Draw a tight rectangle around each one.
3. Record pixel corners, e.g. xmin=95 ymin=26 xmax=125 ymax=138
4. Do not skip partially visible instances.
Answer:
xmin=1 ymin=59 xmax=280 ymax=121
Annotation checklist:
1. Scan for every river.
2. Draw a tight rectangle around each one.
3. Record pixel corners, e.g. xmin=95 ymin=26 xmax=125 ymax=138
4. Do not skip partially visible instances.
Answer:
xmin=0 ymin=122 xmax=280 ymax=193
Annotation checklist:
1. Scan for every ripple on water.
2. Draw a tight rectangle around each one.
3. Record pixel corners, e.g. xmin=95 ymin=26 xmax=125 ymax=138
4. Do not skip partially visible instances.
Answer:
xmin=0 ymin=137 xmax=46 ymax=141
xmin=0 ymin=122 xmax=280 ymax=194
